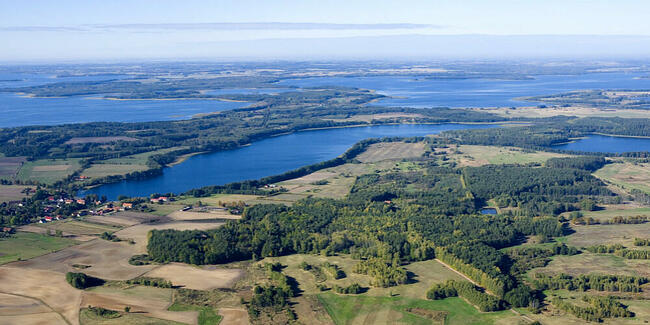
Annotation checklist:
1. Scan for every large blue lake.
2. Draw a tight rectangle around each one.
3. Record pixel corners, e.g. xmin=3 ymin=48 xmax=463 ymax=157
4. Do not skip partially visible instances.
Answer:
xmin=0 ymin=72 xmax=249 ymax=127
xmin=2 ymin=72 xmax=650 ymax=127
xmin=553 ymin=134 xmax=650 ymax=153
xmin=279 ymin=73 xmax=650 ymax=108
xmin=82 ymin=124 xmax=495 ymax=199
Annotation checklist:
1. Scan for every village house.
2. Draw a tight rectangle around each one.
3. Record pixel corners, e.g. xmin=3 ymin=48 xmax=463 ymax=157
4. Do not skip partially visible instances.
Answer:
xmin=76 ymin=199 xmax=86 ymax=205
xmin=122 ymin=202 xmax=133 ymax=210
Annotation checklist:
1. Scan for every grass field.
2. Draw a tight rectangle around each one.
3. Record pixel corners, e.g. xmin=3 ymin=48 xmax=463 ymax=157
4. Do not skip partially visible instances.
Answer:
xmin=0 ymin=232 xmax=77 ymax=264
xmin=17 ymin=158 xmax=82 ymax=184
xmin=168 ymin=303 xmax=222 ymax=325
xmin=594 ymin=161 xmax=650 ymax=194
xmin=317 ymin=294 xmax=520 ymax=325
xmin=81 ymin=163 xmax=150 ymax=179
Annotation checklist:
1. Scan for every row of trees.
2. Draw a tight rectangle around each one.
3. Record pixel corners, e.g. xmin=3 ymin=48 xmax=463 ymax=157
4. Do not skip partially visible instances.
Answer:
xmin=551 ymin=296 xmax=633 ymax=322
xmin=533 ymin=273 xmax=648 ymax=292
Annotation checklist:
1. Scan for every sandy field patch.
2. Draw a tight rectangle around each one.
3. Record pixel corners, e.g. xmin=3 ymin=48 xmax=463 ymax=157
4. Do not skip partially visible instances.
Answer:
xmin=144 ymin=263 xmax=244 ymax=290
xmin=64 ymin=136 xmax=138 ymax=144
xmin=10 ymin=239 xmax=156 ymax=280
xmin=0 ymin=313 xmax=68 ymax=325
xmin=219 ymin=307 xmax=250 ymax=325
xmin=0 ymin=266 xmax=82 ymax=325
xmin=0 ymin=292 xmax=51 ymax=316
xmin=567 ymin=223 xmax=650 ymax=248
xmin=168 ymin=210 xmax=241 ymax=221
xmin=81 ymin=290 xmax=197 ymax=324
xmin=86 ymin=211 xmax=167 ymax=227
xmin=475 ymin=105 xmax=650 ymax=119
xmin=357 ymin=142 xmax=426 ymax=163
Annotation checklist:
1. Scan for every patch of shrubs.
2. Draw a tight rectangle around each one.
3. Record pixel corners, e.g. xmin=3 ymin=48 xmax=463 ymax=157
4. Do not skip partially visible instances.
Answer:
xmin=66 ymin=272 xmax=104 ymax=289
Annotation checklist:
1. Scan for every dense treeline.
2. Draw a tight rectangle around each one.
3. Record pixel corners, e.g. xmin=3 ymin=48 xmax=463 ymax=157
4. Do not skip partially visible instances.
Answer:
xmin=426 ymin=280 xmax=505 ymax=312
xmin=463 ymin=165 xmax=612 ymax=216
xmin=506 ymin=243 xmax=579 ymax=276
xmin=616 ymin=249 xmax=650 ymax=259
xmin=552 ymin=296 xmax=633 ymax=322
xmin=585 ymin=244 xmax=624 ymax=254
xmin=533 ymin=273 xmax=648 ymax=292
xmin=125 ymin=277 xmax=172 ymax=288
xmin=545 ymin=156 xmax=607 ymax=171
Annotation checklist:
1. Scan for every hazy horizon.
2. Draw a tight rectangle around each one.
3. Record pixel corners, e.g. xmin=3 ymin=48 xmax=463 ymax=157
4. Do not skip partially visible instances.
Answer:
xmin=3 ymin=0 xmax=650 ymax=62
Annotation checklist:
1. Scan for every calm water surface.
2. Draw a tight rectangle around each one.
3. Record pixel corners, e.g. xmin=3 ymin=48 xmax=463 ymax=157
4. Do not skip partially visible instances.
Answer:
xmin=553 ymin=134 xmax=650 ymax=153
xmin=278 ymin=73 xmax=650 ymax=108
xmin=82 ymin=124 xmax=496 ymax=199
xmin=0 ymin=73 xmax=249 ymax=127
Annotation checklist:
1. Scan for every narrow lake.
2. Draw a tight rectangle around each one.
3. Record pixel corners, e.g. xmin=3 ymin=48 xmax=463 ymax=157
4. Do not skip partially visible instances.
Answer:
xmin=553 ymin=134 xmax=650 ymax=153
xmin=82 ymin=124 xmax=496 ymax=200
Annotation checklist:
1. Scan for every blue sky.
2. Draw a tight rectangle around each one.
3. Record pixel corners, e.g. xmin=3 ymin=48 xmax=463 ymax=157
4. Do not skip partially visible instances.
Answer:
xmin=2 ymin=0 xmax=650 ymax=61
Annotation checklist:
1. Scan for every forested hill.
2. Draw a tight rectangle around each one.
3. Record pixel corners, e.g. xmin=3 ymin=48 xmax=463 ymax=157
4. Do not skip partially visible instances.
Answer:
xmin=147 ymin=152 xmax=618 ymax=307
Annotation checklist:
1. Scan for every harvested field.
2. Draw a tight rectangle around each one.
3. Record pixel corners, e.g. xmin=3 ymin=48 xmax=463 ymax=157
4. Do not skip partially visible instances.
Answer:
xmin=582 ymin=205 xmax=650 ymax=222
xmin=0 ymin=185 xmax=30 ymax=203
xmin=0 ymin=266 xmax=82 ymax=325
xmin=174 ymin=194 xmax=264 ymax=207
xmin=475 ymin=105 xmax=650 ymax=119
xmin=327 ymin=113 xmax=425 ymax=123
xmin=357 ymin=142 xmax=426 ymax=163
xmin=0 ymin=292 xmax=51 ymax=316
xmin=64 ymin=136 xmax=138 ymax=144
xmin=219 ymin=307 xmax=250 ymax=325
xmin=566 ymin=223 xmax=650 ymax=247
xmin=530 ymin=252 xmax=650 ymax=278
xmin=454 ymin=145 xmax=567 ymax=167
xmin=167 ymin=209 xmax=240 ymax=221
xmin=10 ymin=239 xmax=156 ymax=280
xmin=36 ymin=220 xmax=121 ymax=237
xmin=0 ymin=157 xmax=25 ymax=180
xmin=78 ymin=308 xmax=185 ymax=325
xmin=0 ymin=312 xmax=68 ymax=325
xmin=81 ymin=288 xmax=196 ymax=324
xmin=143 ymin=263 xmax=244 ymax=290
